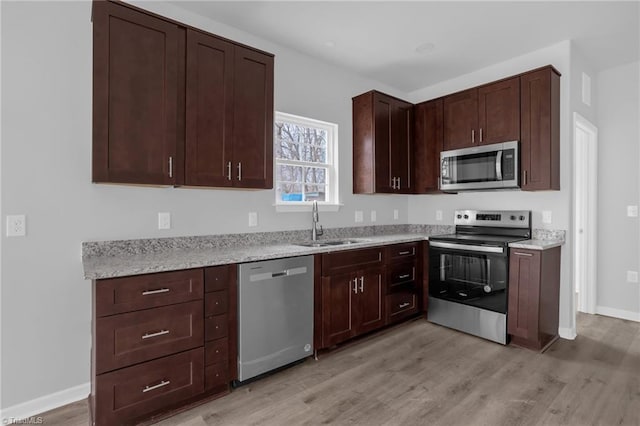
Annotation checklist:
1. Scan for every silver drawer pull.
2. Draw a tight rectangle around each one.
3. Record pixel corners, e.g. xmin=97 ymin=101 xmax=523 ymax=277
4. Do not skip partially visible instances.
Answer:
xmin=142 ymin=288 xmax=170 ymax=296
xmin=142 ymin=329 xmax=170 ymax=339
xmin=398 ymin=251 xmax=412 ymax=255
xmin=399 ymin=302 xmax=410 ymax=308
xmin=398 ymin=274 xmax=411 ymax=279
xmin=514 ymin=252 xmax=533 ymax=257
xmin=142 ymin=380 xmax=170 ymax=393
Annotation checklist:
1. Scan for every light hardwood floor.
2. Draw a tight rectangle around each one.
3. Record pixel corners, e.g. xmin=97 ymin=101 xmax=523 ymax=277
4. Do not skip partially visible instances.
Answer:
xmin=36 ymin=313 xmax=639 ymax=425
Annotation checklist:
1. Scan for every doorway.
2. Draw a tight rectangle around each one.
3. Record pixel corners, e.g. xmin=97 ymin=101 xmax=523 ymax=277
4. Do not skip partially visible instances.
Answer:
xmin=573 ymin=112 xmax=598 ymax=315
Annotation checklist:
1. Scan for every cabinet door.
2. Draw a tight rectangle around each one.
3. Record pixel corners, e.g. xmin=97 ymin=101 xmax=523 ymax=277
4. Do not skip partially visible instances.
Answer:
xmin=232 ymin=46 xmax=274 ymax=189
xmin=443 ymin=88 xmax=477 ymax=150
xmin=391 ymin=100 xmax=413 ymax=192
xmin=355 ymin=268 xmax=385 ymax=335
xmin=185 ymin=30 xmax=234 ymax=187
xmin=373 ymin=93 xmax=393 ymax=193
xmin=414 ymin=99 xmax=443 ymax=193
xmin=507 ymin=250 xmax=541 ymax=340
xmin=321 ymin=273 xmax=356 ymax=347
xmin=520 ymin=67 xmax=560 ymax=190
xmin=93 ymin=1 xmax=181 ymax=185
xmin=477 ymin=77 xmax=520 ymax=144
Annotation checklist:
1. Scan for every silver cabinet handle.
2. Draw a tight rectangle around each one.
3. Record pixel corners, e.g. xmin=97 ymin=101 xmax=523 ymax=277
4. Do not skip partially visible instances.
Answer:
xmin=398 ymin=250 xmax=412 ymax=255
xmin=391 ymin=177 xmax=396 ymax=189
xmin=142 ymin=288 xmax=170 ymax=296
xmin=142 ymin=329 xmax=170 ymax=340
xmin=397 ymin=177 xmax=401 ymax=190
xmin=352 ymin=277 xmax=358 ymax=294
xmin=514 ymin=252 xmax=533 ymax=257
xmin=399 ymin=302 xmax=410 ymax=308
xmin=227 ymin=161 xmax=232 ymax=181
xmin=398 ymin=274 xmax=410 ymax=279
xmin=142 ymin=380 xmax=170 ymax=393
xmin=480 ymin=128 xmax=483 ymax=143
xmin=359 ymin=276 xmax=364 ymax=293
xmin=237 ymin=162 xmax=242 ymax=181
xmin=168 ymin=156 xmax=173 ymax=178
xmin=471 ymin=129 xmax=475 ymax=144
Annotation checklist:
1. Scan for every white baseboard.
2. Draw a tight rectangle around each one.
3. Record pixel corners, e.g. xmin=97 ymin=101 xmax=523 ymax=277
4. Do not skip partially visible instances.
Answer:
xmin=559 ymin=327 xmax=577 ymax=340
xmin=1 ymin=382 xmax=89 ymax=423
xmin=596 ymin=306 xmax=640 ymax=322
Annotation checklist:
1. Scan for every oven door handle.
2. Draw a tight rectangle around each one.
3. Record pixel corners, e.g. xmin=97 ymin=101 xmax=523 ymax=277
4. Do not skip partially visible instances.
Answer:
xmin=495 ymin=150 xmax=503 ymax=181
xmin=429 ymin=241 xmax=504 ymax=254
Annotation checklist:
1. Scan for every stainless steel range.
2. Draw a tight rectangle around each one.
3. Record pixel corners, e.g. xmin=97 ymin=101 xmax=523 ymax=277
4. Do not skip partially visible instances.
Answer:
xmin=427 ymin=210 xmax=531 ymax=344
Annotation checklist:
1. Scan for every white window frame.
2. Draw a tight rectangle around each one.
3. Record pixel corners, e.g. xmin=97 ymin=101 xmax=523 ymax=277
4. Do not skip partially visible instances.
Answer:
xmin=274 ymin=112 xmax=341 ymax=212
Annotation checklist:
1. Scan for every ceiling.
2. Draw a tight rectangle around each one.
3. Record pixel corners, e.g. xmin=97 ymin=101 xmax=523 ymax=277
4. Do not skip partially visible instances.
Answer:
xmin=170 ymin=1 xmax=640 ymax=93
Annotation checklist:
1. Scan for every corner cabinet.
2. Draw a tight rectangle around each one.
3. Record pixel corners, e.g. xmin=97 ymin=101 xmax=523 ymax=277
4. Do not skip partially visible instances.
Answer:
xmin=353 ymin=91 xmax=413 ymax=194
xmin=92 ymin=1 xmax=274 ymax=189
xmin=520 ymin=66 xmax=560 ymax=190
xmin=507 ymin=246 xmax=561 ymax=351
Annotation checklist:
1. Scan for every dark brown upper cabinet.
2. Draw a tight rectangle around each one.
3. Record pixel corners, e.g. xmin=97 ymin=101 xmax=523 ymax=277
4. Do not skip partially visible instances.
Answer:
xmin=92 ymin=1 xmax=182 ymax=185
xmin=443 ymin=77 xmax=520 ymax=151
xmin=413 ymin=98 xmax=444 ymax=193
xmin=520 ymin=66 xmax=560 ymax=191
xmin=93 ymin=1 xmax=274 ymax=189
xmin=353 ymin=91 xmax=413 ymax=194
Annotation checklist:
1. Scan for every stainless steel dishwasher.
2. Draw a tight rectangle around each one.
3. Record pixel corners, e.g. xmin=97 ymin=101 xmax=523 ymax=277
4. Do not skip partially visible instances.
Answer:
xmin=237 ymin=255 xmax=314 ymax=383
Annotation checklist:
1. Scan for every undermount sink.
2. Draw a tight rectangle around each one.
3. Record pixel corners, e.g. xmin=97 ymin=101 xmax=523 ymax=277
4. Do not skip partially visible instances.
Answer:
xmin=294 ymin=239 xmax=366 ymax=248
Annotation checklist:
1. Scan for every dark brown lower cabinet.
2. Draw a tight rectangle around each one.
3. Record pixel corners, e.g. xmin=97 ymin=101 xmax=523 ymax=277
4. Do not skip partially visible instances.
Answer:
xmin=507 ymin=247 xmax=561 ymax=351
xmin=91 ymin=265 xmax=237 ymax=425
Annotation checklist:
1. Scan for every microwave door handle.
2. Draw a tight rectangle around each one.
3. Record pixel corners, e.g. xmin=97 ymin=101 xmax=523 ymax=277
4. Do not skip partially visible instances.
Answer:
xmin=495 ymin=150 xmax=503 ymax=180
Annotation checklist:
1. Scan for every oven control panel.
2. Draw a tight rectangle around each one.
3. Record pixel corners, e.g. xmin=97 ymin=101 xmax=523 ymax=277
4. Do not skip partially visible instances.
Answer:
xmin=454 ymin=210 xmax=531 ymax=228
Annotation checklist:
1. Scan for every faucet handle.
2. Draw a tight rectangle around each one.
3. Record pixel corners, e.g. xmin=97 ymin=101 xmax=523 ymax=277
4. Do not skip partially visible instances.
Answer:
xmin=317 ymin=225 xmax=323 ymax=236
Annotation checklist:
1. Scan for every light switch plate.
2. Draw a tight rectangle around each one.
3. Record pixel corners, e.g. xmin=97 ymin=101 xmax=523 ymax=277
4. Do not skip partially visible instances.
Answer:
xmin=6 ymin=214 xmax=26 ymax=237
xmin=355 ymin=210 xmax=363 ymax=223
xmin=248 ymin=212 xmax=258 ymax=227
xmin=627 ymin=271 xmax=638 ymax=283
xmin=436 ymin=210 xmax=443 ymax=221
xmin=542 ymin=210 xmax=552 ymax=224
xmin=393 ymin=209 xmax=399 ymax=220
xmin=627 ymin=205 xmax=638 ymax=217
xmin=370 ymin=210 xmax=377 ymax=222
xmin=158 ymin=212 xmax=171 ymax=230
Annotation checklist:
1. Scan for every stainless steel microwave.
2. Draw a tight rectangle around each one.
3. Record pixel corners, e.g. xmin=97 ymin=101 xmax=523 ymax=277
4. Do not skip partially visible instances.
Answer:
xmin=440 ymin=141 xmax=519 ymax=192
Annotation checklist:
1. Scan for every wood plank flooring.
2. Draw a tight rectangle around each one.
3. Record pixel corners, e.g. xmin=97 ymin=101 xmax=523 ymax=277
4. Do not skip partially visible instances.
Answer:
xmin=34 ymin=313 xmax=640 ymax=425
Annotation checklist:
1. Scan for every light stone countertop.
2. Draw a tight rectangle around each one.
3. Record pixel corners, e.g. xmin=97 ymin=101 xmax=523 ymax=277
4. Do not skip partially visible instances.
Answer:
xmin=83 ymin=233 xmax=428 ymax=280
xmin=508 ymin=239 xmax=564 ymax=250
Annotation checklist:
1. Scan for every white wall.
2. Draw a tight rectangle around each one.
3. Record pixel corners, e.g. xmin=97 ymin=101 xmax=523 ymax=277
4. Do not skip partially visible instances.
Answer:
xmin=406 ymin=41 xmax=576 ymax=334
xmin=596 ymin=60 xmax=640 ymax=320
xmin=0 ymin=0 xmax=411 ymax=411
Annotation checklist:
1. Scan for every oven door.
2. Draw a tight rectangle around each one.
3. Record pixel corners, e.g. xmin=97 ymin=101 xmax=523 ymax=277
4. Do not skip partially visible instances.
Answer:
xmin=440 ymin=141 xmax=518 ymax=191
xmin=428 ymin=241 xmax=509 ymax=313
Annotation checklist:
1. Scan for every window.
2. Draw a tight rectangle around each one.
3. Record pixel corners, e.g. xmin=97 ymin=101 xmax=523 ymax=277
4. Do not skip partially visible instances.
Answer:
xmin=274 ymin=112 xmax=339 ymax=210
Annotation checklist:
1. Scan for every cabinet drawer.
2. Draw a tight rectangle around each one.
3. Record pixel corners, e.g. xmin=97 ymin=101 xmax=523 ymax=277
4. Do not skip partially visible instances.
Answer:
xmin=95 ymin=269 xmax=203 ymax=317
xmin=386 ymin=291 xmax=418 ymax=323
xmin=95 ymin=348 xmax=204 ymax=425
xmin=205 ymin=290 xmax=229 ymax=316
xmin=205 ymin=362 xmax=228 ymax=391
xmin=205 ymin=265 xmax=233 ymax=293
xmin=386 ymin=243 xmax=418 ymax=261
xmin=205 ymin=314 xmax=228 ymax=341
xmin=387 ymin=262 xmax=416 ymax=288
xmin=96 ymin=301 xmax=203 ymax=374
xmin=205 ymin=338 xmax=228 ymax=366
xmin=321 ymin=247 xmax=383 ymax=275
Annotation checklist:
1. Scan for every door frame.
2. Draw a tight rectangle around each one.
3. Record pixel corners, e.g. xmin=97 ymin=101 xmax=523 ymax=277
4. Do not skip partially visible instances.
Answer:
xmin=572 ymin=112 xmax=598 ymax=316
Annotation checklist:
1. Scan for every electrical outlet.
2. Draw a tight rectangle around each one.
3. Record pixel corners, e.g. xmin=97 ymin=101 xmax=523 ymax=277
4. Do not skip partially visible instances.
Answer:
xmin=370 ymin=210 xmax=377 ymax=222
xmin=355 ymin=210 xmax=363 ymax=223
xmin=158 ymin=212 xmax=171 ymax=230
xmin=248 ymin=212 xmax=258 ymax=227
xmin=627 ymin=271 xmax=638 ymax=283
xmin=393 ymin=209 xmax=399 ymax=220
xmin=436 ymin=210 xmax=443 ymax=221
xmin=6 ymin=215 xmax=26 ymax=237
xmin=627 ymin=205 xmax=638 ymax=217
xmin=542 ymin=210 xmax=552 ymax=224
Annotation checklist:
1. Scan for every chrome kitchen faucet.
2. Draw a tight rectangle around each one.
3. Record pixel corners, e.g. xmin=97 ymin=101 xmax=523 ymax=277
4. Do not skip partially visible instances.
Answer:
xmin=311 ymin=200 xmax=323 ymax=241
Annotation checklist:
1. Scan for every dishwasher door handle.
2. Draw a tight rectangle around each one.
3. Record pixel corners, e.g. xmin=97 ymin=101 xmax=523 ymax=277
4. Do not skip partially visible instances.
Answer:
xmin=249 ymin=266 xmax=308 ymax=282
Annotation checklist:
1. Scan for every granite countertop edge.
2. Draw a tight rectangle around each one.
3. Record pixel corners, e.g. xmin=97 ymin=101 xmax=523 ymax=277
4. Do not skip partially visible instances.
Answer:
xmin=83 ymin=233 xmax=429 ymax=280
xmin=508 ymin=239 xmax=564 ymax=250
